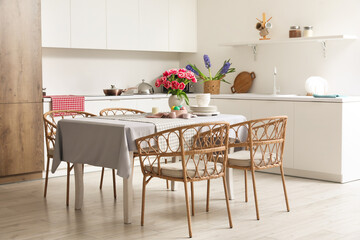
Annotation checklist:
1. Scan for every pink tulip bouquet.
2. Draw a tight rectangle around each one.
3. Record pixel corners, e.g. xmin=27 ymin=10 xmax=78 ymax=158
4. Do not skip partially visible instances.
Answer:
xmin=155 ymin=68 xmax=197 ymax=105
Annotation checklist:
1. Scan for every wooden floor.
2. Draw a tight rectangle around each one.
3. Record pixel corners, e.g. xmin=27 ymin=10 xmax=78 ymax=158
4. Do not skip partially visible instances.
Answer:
xmin=1 ymin=167 xmax=360 ymax=240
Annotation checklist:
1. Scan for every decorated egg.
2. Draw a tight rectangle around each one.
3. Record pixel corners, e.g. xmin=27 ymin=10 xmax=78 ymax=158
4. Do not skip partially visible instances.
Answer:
xmin=174 ymin=106 xmax=180 ymax=110
xmin=171 ymin=106 xmax=176 ymax=110
xmin=180 ymin=106 xmax=185 ymax=110
xmin=178 ymin=105 xmax=183 ymax=108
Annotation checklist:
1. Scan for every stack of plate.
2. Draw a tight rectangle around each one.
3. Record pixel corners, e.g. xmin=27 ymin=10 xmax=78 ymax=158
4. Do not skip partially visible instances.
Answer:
xmin=190 ymin=105 xmax=219 ymax=116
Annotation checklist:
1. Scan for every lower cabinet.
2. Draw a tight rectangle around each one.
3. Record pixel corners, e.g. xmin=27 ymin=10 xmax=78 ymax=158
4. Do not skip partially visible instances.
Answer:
xmin=0 ymin=103 xmax=44 ymax=183
xmin=192 ymin=97 xmax=360 ymax=183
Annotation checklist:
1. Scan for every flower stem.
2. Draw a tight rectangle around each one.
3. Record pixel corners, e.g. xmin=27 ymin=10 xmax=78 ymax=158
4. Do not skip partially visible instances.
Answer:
xmin=208 ymin=68 xmax=212 ymax=80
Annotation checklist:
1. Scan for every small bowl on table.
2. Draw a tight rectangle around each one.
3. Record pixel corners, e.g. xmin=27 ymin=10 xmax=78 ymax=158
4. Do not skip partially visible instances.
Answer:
xmin=171 ymin=109 xmax=187 ymax=117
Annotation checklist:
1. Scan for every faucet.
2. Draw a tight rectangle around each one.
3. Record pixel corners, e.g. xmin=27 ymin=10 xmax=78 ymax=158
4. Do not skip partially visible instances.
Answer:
xmin=273 ymin=67 xmax=279 ymax=95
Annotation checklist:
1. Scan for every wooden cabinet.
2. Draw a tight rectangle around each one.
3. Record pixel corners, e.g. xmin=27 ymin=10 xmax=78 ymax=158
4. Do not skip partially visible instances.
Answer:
xmin=41 ymin=0 xmax=71 ymax=48
xmin=0 ymin=0 xmax=43 ymax=184
xmin=107 ymin=0 xmax=139 ymax=50
xmin=0 ymin=103 xmax=44 ymax=177
xmin=0 ymin=0 xmax=42 ymax=104
xmin=71 ymin=0 xmax=107 ymax=49
xmin=169 ymin=0 xmax=197 ymax=52
xmin=139 ymin=0 xmax=169 ymax=51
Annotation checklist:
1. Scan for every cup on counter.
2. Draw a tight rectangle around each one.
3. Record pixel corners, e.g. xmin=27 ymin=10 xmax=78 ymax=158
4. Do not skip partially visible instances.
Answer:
xmin=152 ymin=107 xmax=159 ymax=114
xmin=195 ymin=93 xmax=211 ymax=107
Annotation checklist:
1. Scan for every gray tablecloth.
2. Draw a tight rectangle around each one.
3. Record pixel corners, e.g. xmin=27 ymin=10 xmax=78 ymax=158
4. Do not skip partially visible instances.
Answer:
xmin=52 ymin=114 xmax=246 ymax=179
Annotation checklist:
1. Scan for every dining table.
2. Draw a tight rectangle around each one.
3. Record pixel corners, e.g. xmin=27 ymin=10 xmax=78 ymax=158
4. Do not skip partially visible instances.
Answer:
xmin=52 ymin=113 xmax=247 ymax=224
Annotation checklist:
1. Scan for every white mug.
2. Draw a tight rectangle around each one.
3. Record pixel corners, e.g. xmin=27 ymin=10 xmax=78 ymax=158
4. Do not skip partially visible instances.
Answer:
xmin=195 ymin=94 xmax=211 ymax=107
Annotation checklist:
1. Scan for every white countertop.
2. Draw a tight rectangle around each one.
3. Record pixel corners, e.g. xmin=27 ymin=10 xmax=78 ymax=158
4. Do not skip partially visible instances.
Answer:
xmin=43 ymin=93 xmax=360 ymax=103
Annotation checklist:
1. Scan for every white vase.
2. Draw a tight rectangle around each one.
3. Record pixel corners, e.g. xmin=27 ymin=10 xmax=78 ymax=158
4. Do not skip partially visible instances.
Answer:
xmin=168 ymin=95 xmax=184 ymax=109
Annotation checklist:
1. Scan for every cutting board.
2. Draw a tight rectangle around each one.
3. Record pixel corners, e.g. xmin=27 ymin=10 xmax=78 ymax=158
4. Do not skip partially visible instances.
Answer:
xmin=231 ymin=71 xmax=256 ymax=93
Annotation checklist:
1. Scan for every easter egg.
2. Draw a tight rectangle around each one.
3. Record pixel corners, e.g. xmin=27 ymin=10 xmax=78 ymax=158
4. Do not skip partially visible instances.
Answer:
xmin=171 ymin=106 xmax=175 ymax=110
xmin=180 ymin=106 xmax=185 ymax=110
xmin=174 ymin=106 xmax=180 ymax=110
xmin=178 ymin=105 xmax=183 ymax=108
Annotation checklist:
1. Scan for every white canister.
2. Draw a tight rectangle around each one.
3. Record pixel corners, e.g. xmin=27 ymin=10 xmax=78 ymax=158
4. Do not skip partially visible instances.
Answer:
xmin=303 ymin=26 xmax=313 ymax=37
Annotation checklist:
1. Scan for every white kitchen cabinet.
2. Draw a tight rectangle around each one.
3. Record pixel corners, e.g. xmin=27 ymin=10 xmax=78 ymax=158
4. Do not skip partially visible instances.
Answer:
xmin=107 ymin=0 xmax=139 ymax=50
xmin=169 ymin=0 xmax=197 ymax=52
xmin=71 ymin=0 xmax=107 ymax=49
xmin=41 ymin=0 xmax=71 ymax=47
xmin=293 ymin=102 xmax=342 ymax=175
xmin=139 ymin=0 xmax=169 ymax=51
xmin=211 ymin=99 xmax=251 ymax=118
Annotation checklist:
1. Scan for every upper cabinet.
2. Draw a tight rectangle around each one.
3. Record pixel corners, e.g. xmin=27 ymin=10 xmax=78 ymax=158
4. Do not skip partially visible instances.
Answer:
xmin=169 ymin=0 xmax=197 ymax=52
xmin=139 ymin=0 xmax=169 ymax=51
xmin=71 ymin=0 xmax=107 ymax=49
xmin=41 ymin=0 xmax=71 ymax=48
xmin=107 ymin=0 xmax=139 ymax=50
xmin=41 ymin=0 xmax=197 ymax=52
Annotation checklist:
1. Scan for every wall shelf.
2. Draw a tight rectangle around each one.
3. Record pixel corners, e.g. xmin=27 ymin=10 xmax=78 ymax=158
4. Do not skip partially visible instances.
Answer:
xmin=221 ymin=35 xmax=357 ymax=60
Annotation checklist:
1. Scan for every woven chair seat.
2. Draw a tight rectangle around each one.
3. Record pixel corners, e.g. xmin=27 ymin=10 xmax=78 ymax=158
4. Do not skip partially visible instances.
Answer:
xmin=227 ymin=150 xmax=274 ymax=167
xmin=145 ymin=161 xmax=223 ymax=179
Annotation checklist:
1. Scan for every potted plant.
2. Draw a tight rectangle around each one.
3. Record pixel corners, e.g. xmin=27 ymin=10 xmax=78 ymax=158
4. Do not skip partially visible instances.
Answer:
xmin=186 ymin=54 xmax=235 ymax=94
xmin=155 ymin=68 xmax=197 ymax=108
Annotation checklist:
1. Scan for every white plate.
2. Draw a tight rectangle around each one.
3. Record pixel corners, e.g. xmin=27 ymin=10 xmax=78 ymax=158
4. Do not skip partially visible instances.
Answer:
xmin=190 ymin=105 xmax=217 ymax=111
xmin=192 ymin=112 xmax=220 ymax=116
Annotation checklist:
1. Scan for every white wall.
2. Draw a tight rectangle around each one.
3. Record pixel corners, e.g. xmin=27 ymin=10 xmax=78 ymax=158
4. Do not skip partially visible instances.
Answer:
xmin=42 ymin=48 xmax=180 ymax=95
xmin=180 ymin=0 xmax=360 ymax=95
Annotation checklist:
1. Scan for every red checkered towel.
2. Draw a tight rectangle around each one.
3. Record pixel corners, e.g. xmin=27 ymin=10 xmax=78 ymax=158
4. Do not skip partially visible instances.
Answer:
xmin=47 ymin=95 xmax=85 ymax=113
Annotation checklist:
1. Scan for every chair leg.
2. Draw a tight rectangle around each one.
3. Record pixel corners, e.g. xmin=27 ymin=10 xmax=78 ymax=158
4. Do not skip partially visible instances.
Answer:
xmin=183 ymin=182 xmax=193 ymax=238
xmin=206 ymin=180 xmax=210 ymax=212
xmin=99 ymin=167 xmax=105 ymax=190
xmin=222 ymin=176 xmax=233 ymax=229
xmin=244 ymin=170 xmax=248 ymax=202
xmin=251 ymin=169 xmax=260 ymax=220
xmin=280 ymin=165 xmax=290 ymax=212
xmin=112 ymin=169 xmax=117 ymax=199
xmin=141 ymin=176 xmax=147 ymax=226
xmin=165 ymin=158 xmax=169 ymax=189
xmin=191 ymin=182 xmax=195 ymax=216
xmin=44 ymin=156 xmax=50 ymax=198
xmin=66 ymin=162 xmax=70 ymax=207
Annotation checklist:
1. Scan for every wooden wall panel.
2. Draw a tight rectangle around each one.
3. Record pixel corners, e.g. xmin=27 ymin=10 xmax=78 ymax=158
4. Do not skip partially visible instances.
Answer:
xmin=0 ymin=0 xmax=42 ymax=104
xmin=0 ymin=103 xmax=44 ymax=176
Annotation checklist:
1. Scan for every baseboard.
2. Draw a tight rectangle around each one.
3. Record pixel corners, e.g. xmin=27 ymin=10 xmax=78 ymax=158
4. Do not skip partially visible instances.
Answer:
xmin=0 ymin=172 xmax=43 ymax=184
xmin=259 ymin=167 xmax=344 ymax=183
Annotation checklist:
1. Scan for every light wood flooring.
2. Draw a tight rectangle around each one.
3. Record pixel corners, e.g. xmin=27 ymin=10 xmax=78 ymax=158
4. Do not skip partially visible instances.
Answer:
xmin=1 ymin=167 xmax=360 ymax=240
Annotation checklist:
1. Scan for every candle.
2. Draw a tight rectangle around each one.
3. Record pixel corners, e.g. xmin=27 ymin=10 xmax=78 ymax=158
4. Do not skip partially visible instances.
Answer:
xmin=152 ymin=107 xmax=159 ymax=114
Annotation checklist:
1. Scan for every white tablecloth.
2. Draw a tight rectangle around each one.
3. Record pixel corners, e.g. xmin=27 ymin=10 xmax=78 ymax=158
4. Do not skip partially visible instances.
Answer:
xmin=52 ymin=114 xmax=247 ymax=179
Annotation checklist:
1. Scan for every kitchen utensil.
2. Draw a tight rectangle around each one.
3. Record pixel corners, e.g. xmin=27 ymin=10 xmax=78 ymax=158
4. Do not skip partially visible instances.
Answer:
xmin=195 ymin=93 xmax=211 ymax=107
xmin=305 ymin=76 xmax=328 ymax=96
xmin=103 ymin=85 xmax=137 ymax=96
xmin=231 ymin=71 xmax=256 ymax=93
xmin=138 ymin=79 xmax=154 ymax=94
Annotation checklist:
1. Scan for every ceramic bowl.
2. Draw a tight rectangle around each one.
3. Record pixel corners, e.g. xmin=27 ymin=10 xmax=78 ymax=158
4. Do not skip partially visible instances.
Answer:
xmin=195 ymin=94 xmax=211 ymax=107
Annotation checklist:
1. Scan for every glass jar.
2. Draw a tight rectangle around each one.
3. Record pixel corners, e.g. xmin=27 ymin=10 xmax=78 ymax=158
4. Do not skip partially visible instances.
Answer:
xmin=289 ymin=26 xmax=301 ymax=38
xmin=303 ymin=26 xmax=313 ymax=37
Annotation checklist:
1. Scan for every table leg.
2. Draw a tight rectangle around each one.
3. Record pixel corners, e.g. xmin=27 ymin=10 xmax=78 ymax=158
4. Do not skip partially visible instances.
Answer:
xmin=226 ymin=168 xmax=235 ymax=200
xmin=123 ymin=151 xmax=134 ymax=224
xmin=74 ymin=163 xmax=84 ymax=210
xmin=171 ymin=156 xmax=177 ymax=191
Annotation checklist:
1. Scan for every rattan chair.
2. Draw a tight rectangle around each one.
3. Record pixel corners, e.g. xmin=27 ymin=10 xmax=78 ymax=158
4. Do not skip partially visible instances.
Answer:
xmin=136 ymin=122 xmax=232 ymax=238
xmin=98 ymin=108 xmax=146 ymax=198
xmin=227 ymin=116 xmax=290 ymax=220
xmin=43 ymin=110 xmax=96 ymax=206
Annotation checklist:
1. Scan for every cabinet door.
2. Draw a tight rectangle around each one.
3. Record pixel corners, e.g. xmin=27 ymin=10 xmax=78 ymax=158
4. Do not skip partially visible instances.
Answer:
xmin=71 ymin=0 xmax=106 ymax=49
xmin=139 ymin=0 xmax=168 ymax=51
xmin=212 ymin=99 xmax=252 ymax=119
xmin=169 ymin=0 xmax=197 ymax=52
xmin=0 ymin=0 xmax=42 ymax=104
xmin=107 ymin=0 xmax=139 ymax=50
xmin=41 ymin=0 xmax=71 ymax=48
xmin=251 ymin=101 xmax=294 ymax=168
xmin=0 ymin=103 xmax=44 ymax=176
xmin=293 ymin=102 xmax=342 ymax=174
